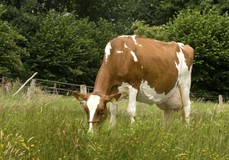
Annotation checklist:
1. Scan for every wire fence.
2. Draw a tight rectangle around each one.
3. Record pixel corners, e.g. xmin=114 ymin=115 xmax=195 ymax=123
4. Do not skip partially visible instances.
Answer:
xmin=34 ymin=78 xmax=94 ymax=95
xmin=0 ymin=77 xmax=228 ymax=102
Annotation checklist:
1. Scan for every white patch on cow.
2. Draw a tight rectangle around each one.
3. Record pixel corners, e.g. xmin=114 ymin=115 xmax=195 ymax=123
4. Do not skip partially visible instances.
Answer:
xmin=138 ymin=81 xmax=177 ymax=104
xmin=119 ymin=35 xmax=129 ymax=38
xmin=175 ymin=47 xmax=189 ymax=85
xmin=124 ymin=43 xmax=128 ymax=49
xmin=175 ymin=44 xmax=192 ymax=122
xmin=124 ymin=43 xmax=138 ymax=62
xmin=87 ymin=95 xmax=100 ymax=131
xmin=131 ymin=35 xmax=137 ymax=45
xmin=131 ymin=35 xmax=142 ymax=47
xmin=105 ymin=42 xmax=112 ymax=62
xmin=116 ymin=50 xmax=123 ymax=54
xmin=177 ymin=42 xmax=184 ymax=49
xmin=119 ymin=35 xmax=142 ymax=47
xmin=175 ymin=45 xmax=192 ymax=117
xmin=130 ymin=51 xmax=138 ymax=62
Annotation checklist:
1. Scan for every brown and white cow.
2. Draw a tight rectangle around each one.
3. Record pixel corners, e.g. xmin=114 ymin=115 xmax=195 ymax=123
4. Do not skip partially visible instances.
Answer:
xmin=74 ymin=35 xmax=194 ymax=131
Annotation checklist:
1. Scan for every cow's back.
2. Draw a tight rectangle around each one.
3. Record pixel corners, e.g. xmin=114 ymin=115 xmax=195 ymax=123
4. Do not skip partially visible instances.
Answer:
xmin=104 ymin=36 xmax=181 ymax=95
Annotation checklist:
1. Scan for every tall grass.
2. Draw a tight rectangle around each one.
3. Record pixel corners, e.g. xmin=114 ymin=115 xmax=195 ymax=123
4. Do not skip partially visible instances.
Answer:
xmin=0 ymin=91 xmax=228 ymax=159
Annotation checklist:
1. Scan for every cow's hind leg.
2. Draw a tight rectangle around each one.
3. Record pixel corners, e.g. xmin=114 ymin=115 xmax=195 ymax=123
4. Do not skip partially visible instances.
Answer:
xmin=179 ymin=71 xmax=192 ymax=123
xmin=127 ymin=86 xmax=138 ymax=124
xmin=180 ymin=86 xmax=191 ymax=123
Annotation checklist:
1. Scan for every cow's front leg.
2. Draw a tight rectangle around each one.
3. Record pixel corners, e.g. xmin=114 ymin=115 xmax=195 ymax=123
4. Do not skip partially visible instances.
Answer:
xmin=127 ymin=86 xmax=138 ymax=124
xmin=109 ymin=103 xmax=118 ymax=128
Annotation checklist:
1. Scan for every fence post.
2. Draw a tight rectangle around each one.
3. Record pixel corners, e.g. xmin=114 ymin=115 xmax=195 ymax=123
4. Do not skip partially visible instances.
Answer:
xmin=217 ymin=95 xmax=224 ymax=112
xmin=80 ymin=85 xmax=87 ymax=94
xmin=27 ymin=79 xmax=36 ymax=100
xmin=53 ymin=83 xmax=58 ymax=95
xmin=2 ymin=76 xmax=9 ymax=93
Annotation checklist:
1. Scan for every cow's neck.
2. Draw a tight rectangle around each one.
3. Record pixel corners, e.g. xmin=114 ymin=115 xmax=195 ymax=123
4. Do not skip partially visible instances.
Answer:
xmin=93 ymin=66 xmax=113 ymax=96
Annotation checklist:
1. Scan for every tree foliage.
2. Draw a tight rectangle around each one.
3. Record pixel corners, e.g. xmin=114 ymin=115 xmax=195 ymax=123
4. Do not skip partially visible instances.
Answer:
xmin=28 ymin=10 xmax=116 ymax=84
xmin=0 ymin=5 xmax=27 ymax=78
xmin=166 ymin=9 xmax=229 ymax=94
xmin=0 ymin=0 xmax=228 ymax=95
xmin=132 ymin=21 xmax=166 ymax=40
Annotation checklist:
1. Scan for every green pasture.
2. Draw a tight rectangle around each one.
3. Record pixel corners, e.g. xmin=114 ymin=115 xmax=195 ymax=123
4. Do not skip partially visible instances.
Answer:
xmin=0 ymin=91 xmax=228 ymax=160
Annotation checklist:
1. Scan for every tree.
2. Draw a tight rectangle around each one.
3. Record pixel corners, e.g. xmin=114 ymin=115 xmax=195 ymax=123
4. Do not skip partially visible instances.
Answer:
xmin=131 ymin=0 xmax=229 ymax=27
xmin=132 ymin=21 xmax=167 ymax=40
xmin=73 ymin=0 xmax=141 ymax=34
xmin=28 ymin=10 xmax=117 ymax=85
xmin=166 ymin=9 xmax=229 ymax=94
xmin=131 ymin=0 xmax=190 ymax=26
xmin=0 ymin=5 xmax=27 ymax=78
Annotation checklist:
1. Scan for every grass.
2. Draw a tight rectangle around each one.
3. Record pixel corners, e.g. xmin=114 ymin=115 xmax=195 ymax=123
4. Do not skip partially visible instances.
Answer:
xmin=0 ymin=91 xmax=228 ymax=160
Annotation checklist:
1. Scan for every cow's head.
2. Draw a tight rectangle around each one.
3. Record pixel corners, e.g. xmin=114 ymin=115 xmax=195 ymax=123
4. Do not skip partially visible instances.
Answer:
xmin=73 ymin=92 xmax=120 ymax=131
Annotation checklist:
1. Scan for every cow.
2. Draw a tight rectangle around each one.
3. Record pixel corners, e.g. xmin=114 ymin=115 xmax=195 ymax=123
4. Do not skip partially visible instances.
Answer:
xmin=74 ymin=35 xmax=194 ymax=131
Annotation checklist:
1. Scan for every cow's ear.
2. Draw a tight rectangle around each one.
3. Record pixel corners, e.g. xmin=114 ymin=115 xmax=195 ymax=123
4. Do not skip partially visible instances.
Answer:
xmin=73 ymin=92 xmax=88 ymax=101
xmin=103 ymin=93 xmax=121 ymax=102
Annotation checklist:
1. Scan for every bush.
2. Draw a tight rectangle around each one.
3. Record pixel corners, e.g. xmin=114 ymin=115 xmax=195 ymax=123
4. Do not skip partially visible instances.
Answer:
xmin=0 ymin=5 xmax=27 ymax=78
xmin=166 ymin=9 xmax=229 ymax=94
xmin=132 ymin=21 xmax=167 ymax=40
xmin=28 ymin=10 xmax=117 ymax=85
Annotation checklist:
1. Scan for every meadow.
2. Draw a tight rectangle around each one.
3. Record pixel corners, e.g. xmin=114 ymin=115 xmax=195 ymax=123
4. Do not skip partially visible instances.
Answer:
xmin=0 ymin=90 xmax=228 ymax=160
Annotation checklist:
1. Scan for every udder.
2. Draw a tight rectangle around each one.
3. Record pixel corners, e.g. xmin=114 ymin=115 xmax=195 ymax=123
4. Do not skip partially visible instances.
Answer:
xmin=156 ymin=88 xmax=182 ymax=111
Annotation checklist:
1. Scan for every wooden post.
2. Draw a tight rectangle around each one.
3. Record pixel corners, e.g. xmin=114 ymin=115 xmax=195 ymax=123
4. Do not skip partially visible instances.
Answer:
xmin=80 ymin=85 xmax=87 ymax=94
xmin=217 ymin=95 xmax=224 ymax=112
xmin=79 ymin=85 xmax=87 ymax=111
xmin=2 ymin=76 xmax=9 ymax=93
xmin=53 ymin=83 xmax=58 ymax=95
xmin=27 ymin=79 xmax=36 ymax=100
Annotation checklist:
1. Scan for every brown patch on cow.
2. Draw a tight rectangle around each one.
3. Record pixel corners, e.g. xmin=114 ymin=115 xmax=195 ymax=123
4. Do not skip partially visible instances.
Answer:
xmin=135 ymin=39 xmax=179 ymax=94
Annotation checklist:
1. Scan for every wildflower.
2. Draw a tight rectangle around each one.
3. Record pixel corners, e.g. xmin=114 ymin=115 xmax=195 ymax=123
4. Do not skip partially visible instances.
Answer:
xmin=19 ymin=138 xmax=25 ymax=143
